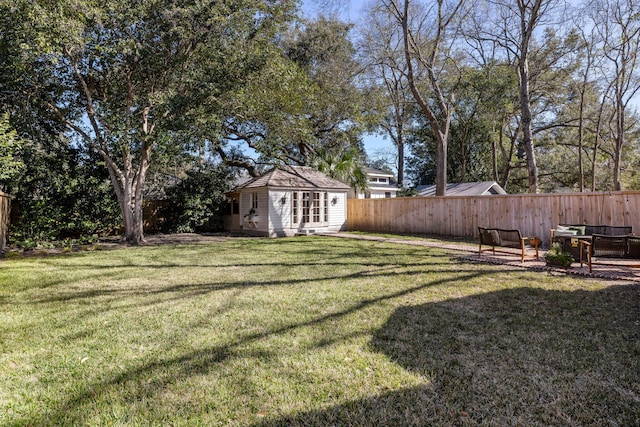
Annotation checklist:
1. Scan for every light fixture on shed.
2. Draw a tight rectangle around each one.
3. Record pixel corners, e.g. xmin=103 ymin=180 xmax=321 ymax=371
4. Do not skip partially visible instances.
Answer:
xmin=331 ymin=196 xmax=338 ymax=205
xmin=280 ymin=195 xmax=287 ymax=205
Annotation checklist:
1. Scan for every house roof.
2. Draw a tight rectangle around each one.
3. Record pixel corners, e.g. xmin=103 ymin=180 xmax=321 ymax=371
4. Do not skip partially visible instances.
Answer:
xmin=417 ymin=181 xmax=507 ymax=196
xmin=233 ymin=166 xmax=351 ymax=191
xmin=366 ymin=167 xmax=395 ymax=177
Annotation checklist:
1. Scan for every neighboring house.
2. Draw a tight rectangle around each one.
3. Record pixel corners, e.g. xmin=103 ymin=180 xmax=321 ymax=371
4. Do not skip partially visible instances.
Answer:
xmin=349 ymin=167 xmax=400 ymax=199
xmin=225 ymin=166 xmax=350 ymax=237
xmin=417 ymin=181 xmax=507 ymax=197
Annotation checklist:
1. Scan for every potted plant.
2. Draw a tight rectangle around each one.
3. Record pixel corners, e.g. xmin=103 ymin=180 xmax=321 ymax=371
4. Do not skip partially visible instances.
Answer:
xmin=545 ymin=242 xmax=574 ymax=268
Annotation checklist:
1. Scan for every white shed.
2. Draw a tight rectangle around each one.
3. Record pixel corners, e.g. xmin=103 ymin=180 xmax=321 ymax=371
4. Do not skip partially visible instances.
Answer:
xmin=225 ymin=166 xmax=350 ymax=237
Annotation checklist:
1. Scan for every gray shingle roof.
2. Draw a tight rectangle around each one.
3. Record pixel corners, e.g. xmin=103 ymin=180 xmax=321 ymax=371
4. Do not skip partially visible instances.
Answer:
xmin=234 ymin=166 xmax=351 ymax=191
xmin=417 ymin=181 xmax=507 ymax=196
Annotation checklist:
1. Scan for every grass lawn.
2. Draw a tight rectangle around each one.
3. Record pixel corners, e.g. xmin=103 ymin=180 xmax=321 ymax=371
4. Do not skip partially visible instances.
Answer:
xmin=1 ymin=235 xmax=638 ymax=426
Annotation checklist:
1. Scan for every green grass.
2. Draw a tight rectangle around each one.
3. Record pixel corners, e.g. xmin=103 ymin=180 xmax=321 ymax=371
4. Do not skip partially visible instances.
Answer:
xmin=1 ymin=236 xmax=638 ymax=426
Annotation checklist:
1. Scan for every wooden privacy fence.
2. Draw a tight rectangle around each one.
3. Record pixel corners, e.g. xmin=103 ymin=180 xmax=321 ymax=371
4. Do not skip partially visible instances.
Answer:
xmin=144 ymin=200 xmax=171 ymax=233
xmin=347 ymin=191 xmax=640 ymax=247
xmin=0 ymin=191 xmax=10 ymax=253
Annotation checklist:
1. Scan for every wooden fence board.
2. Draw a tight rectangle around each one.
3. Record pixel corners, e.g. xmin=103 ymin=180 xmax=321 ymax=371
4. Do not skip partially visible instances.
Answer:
xmin=347 ymin=192 xmax=640 ymax=248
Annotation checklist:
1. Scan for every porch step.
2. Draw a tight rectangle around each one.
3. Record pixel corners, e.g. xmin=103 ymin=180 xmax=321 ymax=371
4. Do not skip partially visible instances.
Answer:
xmin=295 ymin=229 xmax=317 ymax=236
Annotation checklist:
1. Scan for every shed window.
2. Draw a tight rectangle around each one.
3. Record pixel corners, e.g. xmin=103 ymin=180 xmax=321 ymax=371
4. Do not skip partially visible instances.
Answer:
xmin=251 ymin=192 xmax=258 ymax=210
xmin=302 ymin=192 xmax=311 ymax=223
xmin=292 ymin=192 xmax=299 ymax=223
xmin=324 ymin=193 xmax=329 ymax=222
xmin=313 ymin=192 xmax=321 ymax=222
xmin=293 ymin=191 xmax=328 ymax=225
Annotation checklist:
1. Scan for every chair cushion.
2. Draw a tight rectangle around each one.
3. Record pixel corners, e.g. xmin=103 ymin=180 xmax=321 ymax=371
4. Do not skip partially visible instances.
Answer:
xmin=480 ymin=228 xmax=501 ymax=246
xmin=498 ymin=229 xmax=522 ymax=248
xmin=556 ymin=229 xmax=578 ymax=236
xmin=568 ymin=225 xmax=586 ymax=235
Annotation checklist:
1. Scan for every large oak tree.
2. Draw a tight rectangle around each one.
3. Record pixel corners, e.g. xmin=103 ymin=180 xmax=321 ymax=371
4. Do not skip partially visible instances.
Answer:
xmin=4 ymin=0 xmax=294 ymax=244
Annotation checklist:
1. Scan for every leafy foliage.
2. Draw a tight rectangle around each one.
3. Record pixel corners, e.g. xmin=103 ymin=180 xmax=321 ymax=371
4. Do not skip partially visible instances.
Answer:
xmin=2 ymin=0 xmax=296 ymax=243
xmin=544 ymin=242 xmax=575 ymax=268
xmin=220 ymin=16 xmax=373 ymax=181
xmin=0 ymin=113 xmax=24 ymax=188
xmin=310 ymin=145 xmax=369 ymax=191
xmin=8 ymin=141 xmax=121 ymax=244
xmin=162 ymin=164 xmax=235 ymax=233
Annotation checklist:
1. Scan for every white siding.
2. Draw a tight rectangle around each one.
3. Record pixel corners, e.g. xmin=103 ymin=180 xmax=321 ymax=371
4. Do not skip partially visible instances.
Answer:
xmin=240 ymin=189 xmax=269 ymax=234
xmin=237 ymin=188 xmax=347 ymax=236
xmin=268 ymin=190 xmax=292 ymax=233
xmin=328 ymin=191 xmax=347 ymax=229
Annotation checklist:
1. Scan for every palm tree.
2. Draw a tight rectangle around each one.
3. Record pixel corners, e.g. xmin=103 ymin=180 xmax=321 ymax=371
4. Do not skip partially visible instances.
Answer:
xmin=309 ymin=146 xmax=369 ymax=192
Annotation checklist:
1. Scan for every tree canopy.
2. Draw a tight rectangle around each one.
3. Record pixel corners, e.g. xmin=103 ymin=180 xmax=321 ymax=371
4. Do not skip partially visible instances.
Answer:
xmin=2 ymin=0 xmax=296 ymax=243
xmin=1 ymin=0 xmax=640 ymax=244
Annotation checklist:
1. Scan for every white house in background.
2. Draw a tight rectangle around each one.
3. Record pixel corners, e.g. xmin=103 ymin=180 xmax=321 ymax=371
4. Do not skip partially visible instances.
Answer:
xmin=224 ymin=166 xmax=350 ymax=237
xmin=417 ymin=181 xmax=507 ymax=197
xmin=349 ymin=167 xmax=400 ymax=199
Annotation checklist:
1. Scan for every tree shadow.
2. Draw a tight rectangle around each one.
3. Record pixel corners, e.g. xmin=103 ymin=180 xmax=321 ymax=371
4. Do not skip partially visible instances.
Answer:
xmin=254 ymin=284 xmax=640 ymax=426
xmin=14 ymin=269 xmax=500 ymax=426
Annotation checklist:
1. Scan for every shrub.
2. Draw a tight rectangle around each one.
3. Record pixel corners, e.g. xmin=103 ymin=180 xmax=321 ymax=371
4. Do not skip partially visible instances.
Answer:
xmin=545 ymin=242 xmax=574 ymax=268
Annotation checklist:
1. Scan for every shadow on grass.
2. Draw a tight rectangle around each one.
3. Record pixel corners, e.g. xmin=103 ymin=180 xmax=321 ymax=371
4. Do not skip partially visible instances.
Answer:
xmin=26 ymin=243 xmax=458 ymax=306
xmin=14 ymin=270 xmax=502 ymax=426
xmin=254 ymin=284 xmax=640 ymax=426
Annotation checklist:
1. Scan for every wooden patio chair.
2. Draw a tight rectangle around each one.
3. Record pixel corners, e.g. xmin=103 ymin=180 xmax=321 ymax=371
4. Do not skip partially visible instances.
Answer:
xmin=478 ymin=227 xmax=540 ymax=263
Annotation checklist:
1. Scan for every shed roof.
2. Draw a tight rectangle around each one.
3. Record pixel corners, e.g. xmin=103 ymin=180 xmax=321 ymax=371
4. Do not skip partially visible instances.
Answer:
xmin=417 ymin=181 xmax=507 ymax=196
xmin=234 ymin=166 xmax=351 ymax=191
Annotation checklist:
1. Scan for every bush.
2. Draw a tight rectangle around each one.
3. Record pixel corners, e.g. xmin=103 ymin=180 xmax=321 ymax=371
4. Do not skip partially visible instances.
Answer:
xmin=545 ymin=242 xmax=574 ymax=268
xmin=8 ymin=142 xmax=121 ymax=244
xmin=161 ymin=164 xmax=234 ymax=233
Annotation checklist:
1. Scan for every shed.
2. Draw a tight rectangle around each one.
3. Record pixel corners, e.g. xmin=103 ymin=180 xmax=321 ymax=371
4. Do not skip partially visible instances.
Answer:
xmin=225 ymin=166 xmax=350 ymax=237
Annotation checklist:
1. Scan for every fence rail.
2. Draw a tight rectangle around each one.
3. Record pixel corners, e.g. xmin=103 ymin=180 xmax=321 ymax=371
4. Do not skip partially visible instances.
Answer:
xmin=0 ymin=191 xmax=11 ymax=253
xmin=347 ymin=192 xmax=640 ymax=247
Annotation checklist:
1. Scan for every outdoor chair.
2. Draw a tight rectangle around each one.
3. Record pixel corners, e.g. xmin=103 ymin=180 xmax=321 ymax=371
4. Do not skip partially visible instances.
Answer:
xmin=478 ymin=227 xmax=540 ymax=263
xmin=580 ymin=234 xmax=640 ymax=272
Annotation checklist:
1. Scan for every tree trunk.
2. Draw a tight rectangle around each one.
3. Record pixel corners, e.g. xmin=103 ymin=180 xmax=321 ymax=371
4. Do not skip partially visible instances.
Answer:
xmin=612 ymin=85 xmax=625 ymax=191
xmin=103 ymin=148 xmax=148 ymax=245
xmin=435 ymin=132 xmax=448 ymax=195
xmin=518 ymin=56 xmax=538 ymax=193
xmin=492 ymin=128 xmax=499 ymax=183
xmin=577 ymin=89 xmax=585 ymax=192
xmin=613 ymin=105 xmax=624 ymax=191
xmin=397 ymin=125 xmax=405 ymax=187
xmin=399 ymin=0 xmax=451 ymax=196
